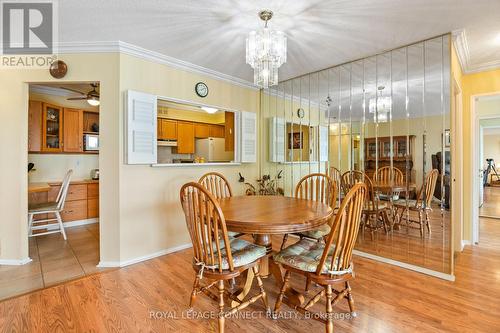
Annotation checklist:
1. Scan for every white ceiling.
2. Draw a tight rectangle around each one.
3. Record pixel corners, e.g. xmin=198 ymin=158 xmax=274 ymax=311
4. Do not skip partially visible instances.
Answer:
xmin=59 ymin=0 xmax=500 ymax=84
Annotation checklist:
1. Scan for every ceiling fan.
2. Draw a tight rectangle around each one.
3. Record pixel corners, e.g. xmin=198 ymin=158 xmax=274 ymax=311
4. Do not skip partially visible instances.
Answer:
xmin=60 ymin=83 xmax=100 ymax=106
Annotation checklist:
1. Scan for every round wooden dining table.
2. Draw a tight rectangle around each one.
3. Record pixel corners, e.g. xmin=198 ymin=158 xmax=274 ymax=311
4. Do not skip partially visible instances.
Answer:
xmin=218 ymin=195 xmax=333 ymax=307
xmin=371 ymin=180 xmax=416 ymax=193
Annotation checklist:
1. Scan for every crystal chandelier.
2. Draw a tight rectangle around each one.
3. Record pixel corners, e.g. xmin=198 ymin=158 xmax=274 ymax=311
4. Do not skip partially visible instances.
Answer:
xmin=246 ymin=10 xmax=287 ymax=89
xmin=369 ymin=86 xmax=391 ymax=123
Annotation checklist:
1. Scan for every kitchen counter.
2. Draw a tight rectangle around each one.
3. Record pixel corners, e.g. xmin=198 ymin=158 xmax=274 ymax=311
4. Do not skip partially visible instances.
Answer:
xmin=47 ymin=179 xmax=99 ymax=186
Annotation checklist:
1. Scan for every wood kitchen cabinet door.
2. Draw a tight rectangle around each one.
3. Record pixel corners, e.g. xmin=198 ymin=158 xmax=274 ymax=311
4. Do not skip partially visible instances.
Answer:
xmin=176 ymin=122 xmax=195 ymax=154
xmin=209 ymin=124 xmax=225 ymax=138
xmin=224 ymin=111 xmax=234 ymax=151
xmin=63 ymin=108 xmax=84 ymax=152
xmin=160 ymin=119 xmax=177 ymax=140
xmin=28 ymin=100 xmax=42 ymax=152
xmin=194 ymin=123 xmax=209 ymax=138
xmin=42 ymin=103 xmax=63 ymax=152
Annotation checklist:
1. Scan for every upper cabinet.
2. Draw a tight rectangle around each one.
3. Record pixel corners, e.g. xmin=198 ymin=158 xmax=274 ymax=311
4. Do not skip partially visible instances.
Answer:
xmin=28 ymin=100 xmax=42 ymax=152
xmin=42 ymin=103 xmax=63 ymax=152
xmin=209 ymin=124 xmax=225 ymax=138
xmin=194 ymin=123 xmax=209 ymax=138
xmin=28 ymin=100 xmax=99 ymax=155
xmin=158 ymin=119 xmax=177 ymax=140
xmin=63 ymin=108 xmax=83 ymax=153
xmin=175 ymin=122 xmax=195 ymax=154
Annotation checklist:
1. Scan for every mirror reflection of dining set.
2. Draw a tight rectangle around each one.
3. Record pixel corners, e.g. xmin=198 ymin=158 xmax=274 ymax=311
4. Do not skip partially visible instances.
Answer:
xmin=178 ymin=167 xmax=438 ymax=332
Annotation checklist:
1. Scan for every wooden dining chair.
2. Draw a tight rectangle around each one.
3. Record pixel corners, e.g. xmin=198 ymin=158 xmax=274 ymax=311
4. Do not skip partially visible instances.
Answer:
xmin=374 ymin=166 xmax=404 ymax=201
xmin=198 ymin=172 xmax=243 ymax=238
xmin=280 ymin=173 xmax=337 ymax=250
xmin=328 ymin=166 xmax=343 ymax=204
xmin=341 ymin=170 xmax=389 ymax=238
xmin=180 ymin=182 xmax=269 ymax=333
xmin=273 ymin=183 xmax=367 ymax=333
xmin=393 ymin=169 xmax=439 ymax=237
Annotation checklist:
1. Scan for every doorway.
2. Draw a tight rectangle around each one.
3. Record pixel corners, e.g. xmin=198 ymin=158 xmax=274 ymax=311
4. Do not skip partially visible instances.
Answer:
xmin=472 ymin=94 xmax=500 ymax=245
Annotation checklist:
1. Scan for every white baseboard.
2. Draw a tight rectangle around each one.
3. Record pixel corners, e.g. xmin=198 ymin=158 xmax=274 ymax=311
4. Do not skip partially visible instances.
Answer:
xmin=0 ymin=257 xmax=32 ymax=266
xmin=97 ymin=243 xmax=192 ymax=268
xmin=353 ymin=250 xmax=456 ymax=281
xmin=45 ymin=218 xmax=99 ymax=231
xmin=461 ymin=239 xmax=472 ymax=250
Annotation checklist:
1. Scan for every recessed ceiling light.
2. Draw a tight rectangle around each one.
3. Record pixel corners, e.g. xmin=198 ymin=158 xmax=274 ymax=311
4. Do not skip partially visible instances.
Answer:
xmin=201 ymin=106 xmax=218 ymax=114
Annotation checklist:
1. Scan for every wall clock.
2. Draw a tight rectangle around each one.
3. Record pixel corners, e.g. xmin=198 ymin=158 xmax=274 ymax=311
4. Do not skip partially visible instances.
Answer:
xmin=297 ymin=108 xmax=305 ymax=119
xmin=195 ymin=82 xmax=209 ymax=98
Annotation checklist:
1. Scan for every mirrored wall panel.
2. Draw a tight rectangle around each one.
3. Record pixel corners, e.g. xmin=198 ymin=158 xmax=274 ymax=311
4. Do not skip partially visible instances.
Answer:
xmin=261 ymin=35 xmax=452 ymax=274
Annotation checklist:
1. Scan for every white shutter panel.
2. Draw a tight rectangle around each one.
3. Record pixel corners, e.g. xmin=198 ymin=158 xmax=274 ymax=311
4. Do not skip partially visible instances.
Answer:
xmin=240 ymin=111 xmax=257 ymax=163
xmin=319 ymin=125 xmax=329 ymax=162
xmin=125 ymin=90 xmax=157 ymax=164
xmin=269 ymin=117 xmax=285 ymax=163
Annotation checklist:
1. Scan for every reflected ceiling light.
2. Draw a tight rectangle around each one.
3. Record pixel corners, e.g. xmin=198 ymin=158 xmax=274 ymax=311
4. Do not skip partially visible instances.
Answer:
xmin=369 ymin=86 xmax=390 ymax=123
xmin=201 ymin=106 xmax=218 ymax=114
xmin=246 ymin=10 xmax=287 ymax=89
xmin=87 ymin=96 xmax=100 ymax=106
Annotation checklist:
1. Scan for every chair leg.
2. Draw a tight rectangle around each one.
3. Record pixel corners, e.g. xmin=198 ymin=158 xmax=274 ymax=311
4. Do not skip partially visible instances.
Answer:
xmin=189 ymin=275 xmax=200 ymax=308
xmin=274 ymin=270 xmax=291 ymax=314
xmin=418 ymin=210 xmax=424 ymax=238
xmin=425 ymin=211 xmax=431 ymax=234
xmin=55 ymin=211 xmax=67 ymax=240
xmin=217 ymin=280 xmax=225 ymax=333
xmin=28 ymin=213 xmax=34 ymax=237
xmin=280 ymin=234 xmax=289 ymax=250
xmin=325 ymin=285 xmax=334 ymax=333
xmin=382 ymin=210 xmax=389 ymax=234
xmin=345 ymin=281 xmax=357 ymax=317
xmin=252 ymin=266 xmax=270 ymax=314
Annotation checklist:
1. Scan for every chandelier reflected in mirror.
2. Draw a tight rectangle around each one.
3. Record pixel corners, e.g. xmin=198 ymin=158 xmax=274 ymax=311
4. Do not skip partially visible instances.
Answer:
xmin=246 ymin=10 xmax=287 ymax=89
xmin=369 ymin=86 xmax=391 ymax=123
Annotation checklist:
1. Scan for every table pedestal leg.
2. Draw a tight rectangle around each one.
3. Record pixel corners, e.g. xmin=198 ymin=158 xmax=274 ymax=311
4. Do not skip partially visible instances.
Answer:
xmin=253 ymin=234 xmax=272 ymax=277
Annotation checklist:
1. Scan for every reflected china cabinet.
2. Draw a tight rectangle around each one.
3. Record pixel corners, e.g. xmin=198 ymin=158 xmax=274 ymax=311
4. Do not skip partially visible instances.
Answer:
xmin=364 ymin=135 xmax=415 ymax=181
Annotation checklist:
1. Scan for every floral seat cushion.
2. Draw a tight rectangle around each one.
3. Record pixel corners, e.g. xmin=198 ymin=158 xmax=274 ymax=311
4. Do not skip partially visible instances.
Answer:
xmin=210 ymin=238 xmax=266 ymax=270
xmin=393 ymin=199 xmax=419 ymax=208
xmin=227 ymin=231 xmax=243 ymax=238
xmin=378 ymin=193 xmax=400 ymax=201
xmin=296 ymin=224 xmax=331 ymax=240
xmin=274 ymin=239 xmax=350 ymax=275
xmin=365 ymin=200 xmax=388 ymax=211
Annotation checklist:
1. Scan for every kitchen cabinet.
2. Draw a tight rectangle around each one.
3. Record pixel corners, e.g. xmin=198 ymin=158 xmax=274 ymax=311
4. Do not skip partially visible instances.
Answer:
xmin=209 ymin=124 xmax=225 ymax=138
xmin=158 ymin=119 xmax=177 ymax=140
xmin=45 ymin=180 xmax=99 ymax=222
xmin=224 ymin=111 xmax=234 ymax=151
xmin=42 ymin=103 xmax=63 ymax=152
xmin=63 ymin=108 xmax=84 ymax=152
xmin=195 ymin=123 xmax=210 ymax=138
xmin=176 ymin=122 xmax=195 ymax=154
xmin=28 ymin=100 xmax=42 ymax=152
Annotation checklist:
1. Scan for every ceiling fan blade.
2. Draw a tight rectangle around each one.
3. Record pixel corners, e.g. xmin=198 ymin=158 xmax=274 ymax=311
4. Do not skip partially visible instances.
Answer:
xmin=60 ymin=87 xmax=86 ymax=95
xmin=67 ymin=97 xmax=87 ymax=100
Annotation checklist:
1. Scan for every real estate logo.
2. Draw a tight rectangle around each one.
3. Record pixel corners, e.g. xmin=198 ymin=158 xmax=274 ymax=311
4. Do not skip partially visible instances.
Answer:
xmin=0 ymin=0 xmax=58 ymax=68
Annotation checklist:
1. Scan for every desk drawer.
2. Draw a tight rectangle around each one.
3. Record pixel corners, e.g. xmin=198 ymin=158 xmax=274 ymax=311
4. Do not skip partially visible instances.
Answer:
xmin=61 ymin=200 xmax=87 ymax=221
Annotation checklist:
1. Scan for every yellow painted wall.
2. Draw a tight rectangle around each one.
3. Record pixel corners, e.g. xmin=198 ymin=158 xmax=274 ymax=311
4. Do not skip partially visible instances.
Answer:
xmin=118 ymin=53 xmax=260 ymax=262
xmin=0 ymin=53 xmax=121 ymax=262
xmin=460 ymin=68 xmax=500 ymax=240
xmin=158 ymin=106 xmax=226 ymax=124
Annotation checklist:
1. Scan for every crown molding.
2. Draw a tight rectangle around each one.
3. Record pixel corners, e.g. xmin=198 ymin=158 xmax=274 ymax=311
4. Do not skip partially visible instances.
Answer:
xmin=452 ymin=29 xmax=500 ymax=74
xmin=57 ymin=41 xmax=259 ymax=91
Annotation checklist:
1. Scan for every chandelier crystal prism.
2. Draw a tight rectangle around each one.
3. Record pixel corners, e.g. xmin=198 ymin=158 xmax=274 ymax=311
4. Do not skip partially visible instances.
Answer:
xmin=246 ymin=10 xmax=287 ymax=89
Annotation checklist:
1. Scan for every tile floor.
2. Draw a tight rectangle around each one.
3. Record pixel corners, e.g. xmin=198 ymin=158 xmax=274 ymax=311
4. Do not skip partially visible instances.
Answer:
xmin=0 ymin=223 xmax=107 ymax=301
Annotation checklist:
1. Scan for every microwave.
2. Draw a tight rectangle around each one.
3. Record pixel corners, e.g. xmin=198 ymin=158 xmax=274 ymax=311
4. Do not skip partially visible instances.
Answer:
xmin=84 ymin=134 xmax=99 ymax=151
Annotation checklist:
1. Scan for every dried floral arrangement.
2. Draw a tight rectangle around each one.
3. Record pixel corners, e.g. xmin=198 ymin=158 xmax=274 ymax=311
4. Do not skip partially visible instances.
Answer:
xmin=243 ymin=170 xmax=284 ymax=196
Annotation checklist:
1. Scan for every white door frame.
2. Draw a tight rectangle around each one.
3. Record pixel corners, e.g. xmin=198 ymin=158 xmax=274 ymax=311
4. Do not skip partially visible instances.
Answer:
xmin=471 ymin=92 xmax=500 ymax=245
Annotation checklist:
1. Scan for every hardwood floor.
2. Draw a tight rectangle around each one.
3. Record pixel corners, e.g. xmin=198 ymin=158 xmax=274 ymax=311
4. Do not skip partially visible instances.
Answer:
xmin=0 ymin=224 xmax=105 ymax=301
xmin=480 ymin=186 xmax=500 ymax=218
xmin=1 ymin=219 xmax=499 ymax=332
xmin=354 ymin=203 xmax=451 ymax=273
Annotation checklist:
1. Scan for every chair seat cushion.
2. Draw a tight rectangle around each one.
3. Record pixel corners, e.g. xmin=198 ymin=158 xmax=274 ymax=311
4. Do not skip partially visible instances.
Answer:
xmin=393 ymin=199 xmax=419 ymax=208
xmin=228 ymin=231 xmax=243 ymax=238
xmin=274 ymin=239 xmax=349 ymax=274
xmin=296 ymin=224 xmax=331 ymax=240
xmin=28 ymin=202 xmax=58 ymax=213
xmin=364 ymin=200 xmax=388 ymax=211
xmin=214 ymin=238 xmax=266 ymax=270
xmin=378 ymin=194 xmax=400 ymax=201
